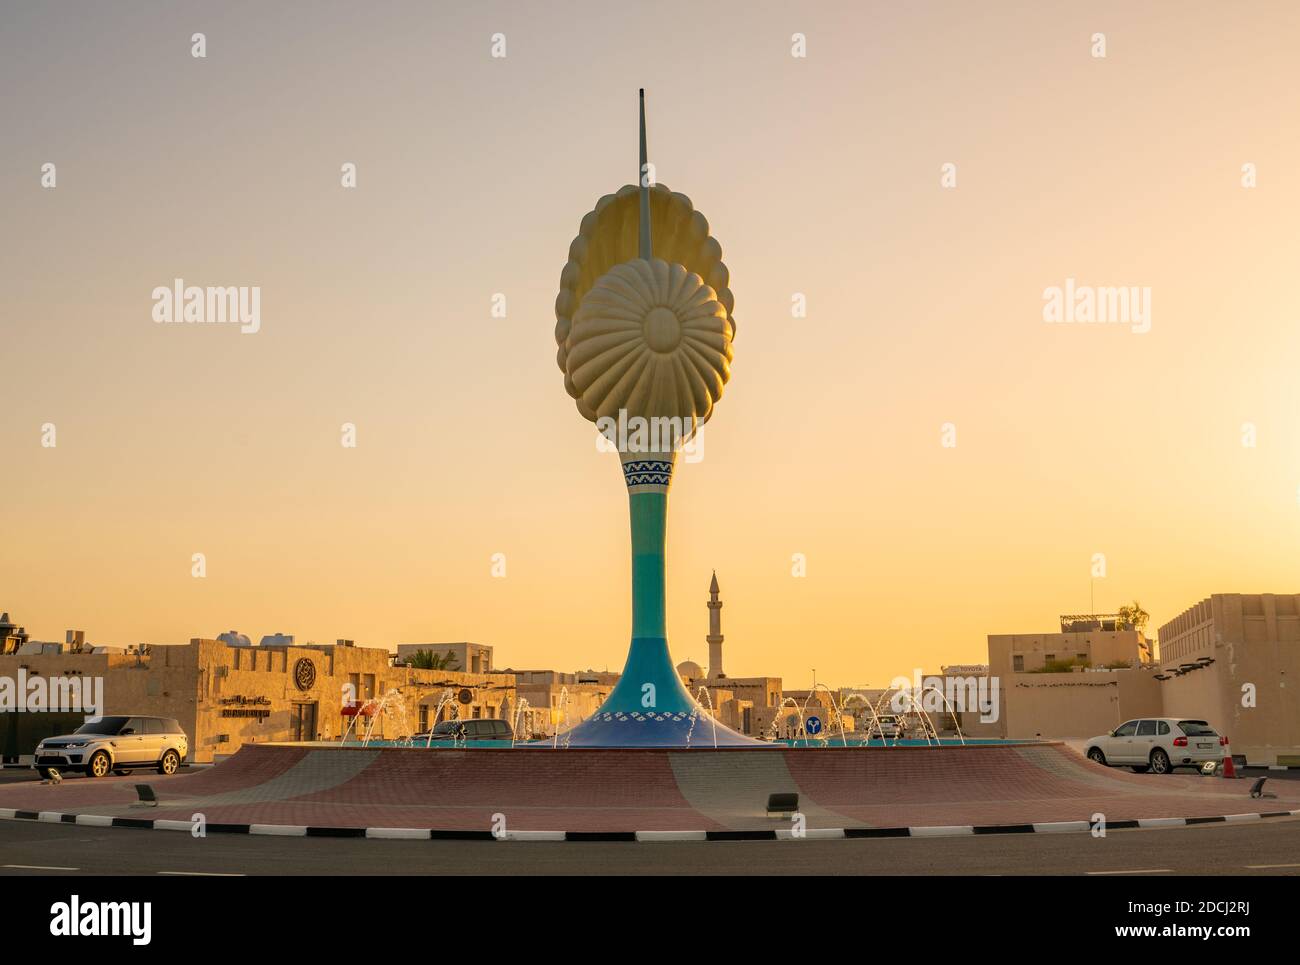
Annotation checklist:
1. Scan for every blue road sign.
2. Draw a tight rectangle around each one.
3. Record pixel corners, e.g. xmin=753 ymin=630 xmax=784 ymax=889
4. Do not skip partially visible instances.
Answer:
xmin=805 ymin=715 xmax=822 ymax=735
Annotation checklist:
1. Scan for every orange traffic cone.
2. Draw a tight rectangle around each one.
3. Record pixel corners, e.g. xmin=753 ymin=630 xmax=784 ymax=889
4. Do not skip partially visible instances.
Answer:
xmin=1221 ymin=746 xmax=1236 ymax=779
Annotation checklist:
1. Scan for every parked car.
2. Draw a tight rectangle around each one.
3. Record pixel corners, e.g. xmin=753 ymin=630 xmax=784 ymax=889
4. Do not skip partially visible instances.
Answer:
xmin=867 ymin=715 xmax=904 ymax=741
xmin=1085 ymin=718 xmax=1226 ymax=774
xmin=32 ymin=715 xmax=188 ymax=779
xmin=411 ymin=719 xmax=513 ymax=742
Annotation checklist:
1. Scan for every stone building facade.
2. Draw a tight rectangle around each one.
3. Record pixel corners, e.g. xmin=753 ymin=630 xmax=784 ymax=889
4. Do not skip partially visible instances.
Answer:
xmin=0 ymin=638 xmax=516 ymax=762
xmin=981 ymin=595 xmax=1300 ymax=764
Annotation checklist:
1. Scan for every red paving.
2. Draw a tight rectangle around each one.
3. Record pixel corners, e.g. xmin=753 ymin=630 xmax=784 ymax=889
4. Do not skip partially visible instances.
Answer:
xmin=1 ymin=742 xmax=1295 ymax=832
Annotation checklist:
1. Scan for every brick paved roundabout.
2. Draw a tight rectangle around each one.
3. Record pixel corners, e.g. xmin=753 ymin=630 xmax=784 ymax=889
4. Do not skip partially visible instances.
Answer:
xmin=2 ymin=742 xmax=1297 ymax=838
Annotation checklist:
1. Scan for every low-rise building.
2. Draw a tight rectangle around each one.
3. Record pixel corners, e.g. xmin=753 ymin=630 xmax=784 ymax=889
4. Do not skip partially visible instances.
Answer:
xmin=1156 ymin=593 xmax=1300 ymax=765
xmin=506 ymin=669 xmax=617 ymax=738
xmin=0 ymin=638 xmax=515 ymax=762
xmin=988 ymin=615 xmax=1151 ymax=675
xmin=396 ymin=642 xmax=494 ymax=674
xmin=985 ymin=596 xmax=1300 ymax=764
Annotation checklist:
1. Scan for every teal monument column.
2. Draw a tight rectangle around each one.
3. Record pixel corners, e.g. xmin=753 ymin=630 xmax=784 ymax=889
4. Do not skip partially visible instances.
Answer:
xmin=549 ymin=91 xmax=768 ymax=747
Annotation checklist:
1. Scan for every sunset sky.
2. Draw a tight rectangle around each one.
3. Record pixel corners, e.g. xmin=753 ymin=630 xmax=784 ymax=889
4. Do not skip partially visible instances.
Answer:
xmin=3 ymin=1 xmax=1299 ymax=688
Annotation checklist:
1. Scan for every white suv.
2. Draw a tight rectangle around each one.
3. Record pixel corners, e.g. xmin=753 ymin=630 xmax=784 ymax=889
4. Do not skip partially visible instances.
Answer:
xmin=33 ymin=715 xmax=189 ymax=779
xmin=867 ymin=715 xmax=903 ymax=741
xmin=1085 ymin=718 xmax=1226 ymax=774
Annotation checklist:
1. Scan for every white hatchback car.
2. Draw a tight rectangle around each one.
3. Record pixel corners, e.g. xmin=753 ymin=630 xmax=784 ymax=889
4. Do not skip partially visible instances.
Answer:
xmin=1085 ymin=718 xmax=1226 ymax=774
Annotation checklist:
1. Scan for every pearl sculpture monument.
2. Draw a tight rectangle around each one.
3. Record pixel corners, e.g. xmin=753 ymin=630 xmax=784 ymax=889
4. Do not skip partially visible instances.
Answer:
xmin=552 ymin=91 xmax=767 ymax=747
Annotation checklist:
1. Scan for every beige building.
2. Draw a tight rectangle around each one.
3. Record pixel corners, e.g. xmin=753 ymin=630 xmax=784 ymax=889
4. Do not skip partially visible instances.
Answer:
xmin=507 ymin=669 xmax=618 ymax=738
xmin=985 ymin=597 xmax=1300 ymax=764
xmin=992 ymin=668 xmax=1162 ymax=741
xmin=676 ymin=659 xmax=783 ymax=738
xmin=395 ymin=642 xmax=494 ymax=674
xmin=1156 ymin=594 xmax=1300 ymax=766
xmin=0 ymin=638 xmax=515 ymax=762
xmin=987 ymin=615 xmax=1152 ymax=676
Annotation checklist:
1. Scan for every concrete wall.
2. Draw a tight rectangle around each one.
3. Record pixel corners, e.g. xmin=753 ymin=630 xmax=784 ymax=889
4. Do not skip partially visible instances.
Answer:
xmin=999 ymin=669 xmax=1161 ymax=740
xmin=1158 ymin=594 xmax=1300 ymax=764
xmin=988 ymin=594 xmax=1300 ymax=763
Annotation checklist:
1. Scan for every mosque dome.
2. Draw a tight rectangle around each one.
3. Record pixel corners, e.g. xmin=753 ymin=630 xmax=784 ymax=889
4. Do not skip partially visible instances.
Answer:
xmin=676 ymin=659 xmax=704 ymax=681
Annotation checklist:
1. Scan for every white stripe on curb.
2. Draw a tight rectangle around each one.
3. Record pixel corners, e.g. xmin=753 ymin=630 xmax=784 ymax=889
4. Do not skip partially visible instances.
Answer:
xmin=908 ymin=825 xmax=974 ymax=837
xmin=37 ymin=811 xmax=64 ymax=823
xmin=776 ymin=827 xmax=846 ymax=840
xmin=1032 ymin=820 xmax=1092 ymax=833
xmin=1137 ymin=817 xmax=1187 ymax=829
xmin=502 ymin=830 xmax=566 ymax=842
xmin=365 ymin=827 xmax=430 ymax=840
xmin=74 ymin=814 xmax=113 ymax=827
xmin=250 ymin=824 xmax=307 ymax=836
xmin=635 ymin=830 xmax=708 ymax=842
xmin=153 ymin=819 xmax=195 ymax=832
xmin=1223 ymin=813 xmax=1263 ymax=823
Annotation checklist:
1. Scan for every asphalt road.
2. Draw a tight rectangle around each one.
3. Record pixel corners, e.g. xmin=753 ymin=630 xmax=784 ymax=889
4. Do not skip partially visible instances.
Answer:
xmin=1 ymin=814 xmax=1298 ymax=875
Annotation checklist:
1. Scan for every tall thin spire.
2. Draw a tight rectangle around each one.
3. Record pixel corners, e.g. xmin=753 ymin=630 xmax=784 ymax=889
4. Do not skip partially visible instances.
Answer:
xmin=638 ymin=88 xmax=652 ymax=261
xmin=707 ymin=571 xmax=724 ymax=679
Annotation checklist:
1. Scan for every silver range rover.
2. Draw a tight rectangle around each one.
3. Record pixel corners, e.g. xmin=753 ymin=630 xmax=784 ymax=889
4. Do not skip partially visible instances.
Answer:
xmin=33 ymin=715 xmax=189 ymax=779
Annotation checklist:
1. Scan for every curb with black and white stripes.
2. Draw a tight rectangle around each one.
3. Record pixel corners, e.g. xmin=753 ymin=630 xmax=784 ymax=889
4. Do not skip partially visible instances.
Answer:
xmin=2 ymin=807 xmax=1297 ymax=841
xmin=2 ymin=757 xmax=215 ymax=769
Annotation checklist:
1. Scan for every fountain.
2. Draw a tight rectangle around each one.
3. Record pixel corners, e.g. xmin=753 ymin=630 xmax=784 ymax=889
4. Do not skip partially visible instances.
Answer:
xmin=551 ymin=686 xmax=575 ymax=749
xmin=770 ymin=697 xmax=801 ymax=741
xmin=424 ymin=689 xmax=465 ymax=748
xmin=509 ymin=697 xmax=532 ymax=747
xmin=797 ymin=683 xmax=849 ymax=746
xmin=684 ymin=686 xmax=719 ymax=748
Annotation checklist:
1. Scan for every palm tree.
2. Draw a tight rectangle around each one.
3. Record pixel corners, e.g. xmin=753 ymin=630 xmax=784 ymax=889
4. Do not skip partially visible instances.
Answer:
xmin=407 ymin=649 xmax=460 ymax=671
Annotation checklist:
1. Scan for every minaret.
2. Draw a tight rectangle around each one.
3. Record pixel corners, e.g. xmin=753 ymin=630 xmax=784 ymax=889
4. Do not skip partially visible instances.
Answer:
xmin=706 ymin=571 xmax=724 ymax=679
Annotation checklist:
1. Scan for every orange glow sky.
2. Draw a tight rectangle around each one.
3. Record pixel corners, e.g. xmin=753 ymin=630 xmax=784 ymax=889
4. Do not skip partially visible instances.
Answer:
xmin=3 ymin=2 xmax=1299 ymax=688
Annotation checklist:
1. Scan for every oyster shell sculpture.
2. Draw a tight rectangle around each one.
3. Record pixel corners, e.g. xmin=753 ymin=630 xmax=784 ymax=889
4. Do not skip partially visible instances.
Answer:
xmin=555 ymin=184 xmax=736 ymax=431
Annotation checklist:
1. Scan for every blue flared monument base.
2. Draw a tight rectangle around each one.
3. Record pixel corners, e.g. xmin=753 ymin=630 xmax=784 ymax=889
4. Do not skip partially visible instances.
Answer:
xmin=556 ymin=710 xmax=773 ymax=748
xmin=548 ymin=635 xmax=775 ymax=748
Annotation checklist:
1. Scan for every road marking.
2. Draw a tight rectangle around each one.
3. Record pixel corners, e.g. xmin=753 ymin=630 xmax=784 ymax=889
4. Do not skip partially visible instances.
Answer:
xmin=1244 ymin=862 xmax=1300 ymax=869
xmin=3 ymin=864 xmax=79 ymax=871
xmin=1086 ymin=869 xmax=1174 ymax=875
xmin=776 ymin=828 xmax=846 ymax=840
xmin=909 ymin=825 xmax=974 ymax=837
xmin=635 ymin=830 xmax=708 ymax=842
xmin=250 ymin=824 xmax=307 ymax=836
xmin=365 ymin=827 xmax=429 ymax=840
xmin=502 ymin=830 xmax=566 ymax=842
xmin=1032 ymin=821 xmax=1091 ymax=834
xmin=157 ymin=871 xmax=245 ymax=877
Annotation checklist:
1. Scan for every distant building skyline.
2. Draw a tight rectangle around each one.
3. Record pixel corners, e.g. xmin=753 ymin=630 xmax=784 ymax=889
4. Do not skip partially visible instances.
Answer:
xmin=4 ymin=3 xmax=1298 ymax=686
